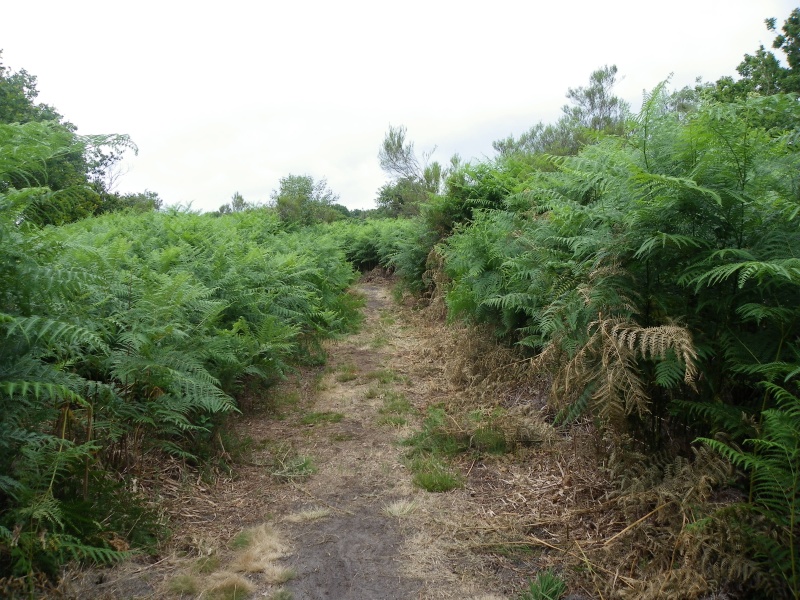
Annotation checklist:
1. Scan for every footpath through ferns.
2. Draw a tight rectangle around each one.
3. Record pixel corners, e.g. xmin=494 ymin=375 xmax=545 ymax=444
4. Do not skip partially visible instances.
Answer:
xmin=41 ymin=272 xmax=775 ymax=600
xmin=62 ymin=275 xmax=559 ymax=599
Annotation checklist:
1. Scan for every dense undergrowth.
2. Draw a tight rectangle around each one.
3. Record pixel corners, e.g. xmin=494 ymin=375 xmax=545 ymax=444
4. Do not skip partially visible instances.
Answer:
xmin=319 ymin=89 xmax=800 ymax=599
xmin=0 ymin=122 xmax=362 ymax=590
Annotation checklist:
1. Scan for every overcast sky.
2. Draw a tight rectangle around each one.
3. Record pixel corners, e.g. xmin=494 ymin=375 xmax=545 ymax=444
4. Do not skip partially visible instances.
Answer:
xmin=2 ymin=1 xmax=797 ymax=212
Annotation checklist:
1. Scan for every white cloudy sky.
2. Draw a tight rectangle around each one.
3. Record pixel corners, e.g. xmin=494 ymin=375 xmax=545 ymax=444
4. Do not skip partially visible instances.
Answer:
xmin=2 ymin=0 xmax=797 ymax=212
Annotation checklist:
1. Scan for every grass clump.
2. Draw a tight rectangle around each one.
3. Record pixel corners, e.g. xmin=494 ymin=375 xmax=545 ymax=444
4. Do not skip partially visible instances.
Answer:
xmin=268 ymin=443 xmax=317 ymax=481
xmin=205 ymin=573 xmax=255 ymax=600
xmin=300 ymin=411 xmax=344 ymax=426
xmin=410 ymin=455 xmax=463 ymax=492
xmin=470 ymin=426 xmax=508 ymax=454
xmin=403 ymin=407 xmax=467 ymax=457
xmin=518 ymin=569 xmax=566 ymax=600
xmin=263 ymin=565 xmax=297 ymax=584
xmin=378 ymin=391 xmax=414 ymax=426
xmin=381 ymin=391 xmax=413 ymax=414
xmin=370 ymin=333 xmax=389 ymax=348
xmin=335 ymin=363 xmax=358 ymax=382
xmin=230 ymin=530 xmax=253 ymax=550
xmin=230 ymin=524 xmax=289 ymax=573
xmin=383 ymin=499 xmax=419 ymax=517
xmin=284 ymin=507 xmax=331 ymax=523
xmin=378 ymin=414 xmax=408 ymax=427
xmin=195 ymin=554 xmax=222 ymax=574
xmin=272 ymin=455 xmax=316 ymax=481
xmin=168 ymin=573 xmax=200 ymax=595
xmin=266 ymin=390 xmax=301 ymax=420
xmin=378 ymin=311 xmax=396 ymax=326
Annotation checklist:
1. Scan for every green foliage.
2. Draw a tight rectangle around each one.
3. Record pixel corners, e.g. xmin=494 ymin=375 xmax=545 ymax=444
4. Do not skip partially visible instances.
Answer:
xmin=377 ymin=125 xmax=451 ymax=217
xmin=403 ymin=407 xmax=469 ymax=457
xmin=442 ymin=90 xmax=800 ymax=440
xmin=700 ymin=376 xmax=800 ymax=599
xmin=493 ymin=65 xmax=629 ymax=157
xmin=0 ymin=125 xmax=361 ymax=581
xmin=270 ymin=174 xmax=342 ymax=227
xmin=377 ymin=391 xmax=413 ymax=426
xmin=216 ymin=191 xmax=252 ymax=215
xmin=409 ymin=456 xmax=463 ymax=493
xmin=0 ymin=55 xmax=142 ymax=224
xmin=518 ymin=569 xmax=567 ymax=600
xmin=0 ymin=51 xmax=64 ymax=125
xmin=715 ymin=8 xmax=800 ymax=97
xmin=300 ymin=412 xmax=344 ymax=426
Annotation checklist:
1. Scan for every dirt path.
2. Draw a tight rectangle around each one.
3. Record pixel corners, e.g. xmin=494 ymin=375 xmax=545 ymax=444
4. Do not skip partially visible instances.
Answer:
xmin=64 ymin=278 xmax=514 ymax=599
xmin=262 ymin=281 xmax=503 ymax=599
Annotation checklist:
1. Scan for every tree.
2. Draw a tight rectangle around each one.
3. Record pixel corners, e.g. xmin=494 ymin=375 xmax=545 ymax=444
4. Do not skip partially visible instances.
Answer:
xmin=377 ymin=125 xmax=450 ymax=215
xmin=270 ymin=174 xmax=342 ymax=227
xmin=564 ymin=64 xmax=629 ymax=134
xmin=101 ymin=189 xmax=163 ymax=213
xmin=217 ymin=191 xmax=251 ymax=214
xmin=0 ymin=52 xmax=140 ymax=224
xmin=0 ymin=51 xmax=65 ymax=126
xmin=715 ymin=9 xmax=800 ymax=98
xmin=376 ymin=178 xmax=423 ymax=217
xmin=494 ymin=65 xmax=629 ymax=157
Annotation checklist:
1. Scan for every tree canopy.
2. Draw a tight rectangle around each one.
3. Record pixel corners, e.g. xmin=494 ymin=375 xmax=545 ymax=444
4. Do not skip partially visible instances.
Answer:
xmin=270 ymin=174 xmax=344 ymax=227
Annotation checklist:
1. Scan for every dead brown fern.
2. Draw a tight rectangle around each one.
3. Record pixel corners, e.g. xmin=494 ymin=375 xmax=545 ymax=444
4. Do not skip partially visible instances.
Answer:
xmin=540 ymin=316 xmax=698 ymax=431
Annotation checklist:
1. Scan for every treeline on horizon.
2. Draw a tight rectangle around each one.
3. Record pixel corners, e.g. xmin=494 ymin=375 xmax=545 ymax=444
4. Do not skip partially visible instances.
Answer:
xmin=2 ymin=8 xmax=800 ymax=599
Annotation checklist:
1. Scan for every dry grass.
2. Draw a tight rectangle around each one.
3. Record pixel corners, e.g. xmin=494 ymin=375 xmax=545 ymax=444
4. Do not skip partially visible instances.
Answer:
xmin=383 ymin=498 xmax=420 ymax=517
xmin=204 ymin=572 xmax=255 ymax=599
xmin=229 ymin=524 xmax=289 ymax=573
xmin=262 ymin=564 xmax=297 ymax=584
xmin=388 ymin=289 xmax=748 ymax=600
xmin=283 ymin=507 xmax=331 ymax=523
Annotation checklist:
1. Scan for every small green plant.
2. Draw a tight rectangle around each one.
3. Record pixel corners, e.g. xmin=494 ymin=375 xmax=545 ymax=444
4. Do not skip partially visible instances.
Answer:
xmin=377 ymin=391 xmax=413 ymax=426
xmin=378 ymin=311 xmax=396 ymax=326
xmin=370 ymin=333 xmax=389 ymax=348
xmin=300 ymin=411 xmax=344 ymax=426
xmin=378 ymin=414 xmax=408 ymax=427
xmin=470 ymin=426 xmax=508 ymax=454
xmin=403 ymin=407 xmax=467 ymax=457
xmin=270 ymin=590 xmax=294 ymax=600
xmin=518 ymin=569 xmax=567 ymax=600
xmin=267 ymin=391 xmax=301 ymax=420
xmin=410 ymin=456 xmax=463 ymax=492
xmin=335 ymin=363 xmax=358 ymax=382
xmin=271 ymin=453 xmax=317 ymax=481
xmin=230 ymin=530 xmax=253 ymax=550
xmin=381 ymin=391 xmax=412 ymax=413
